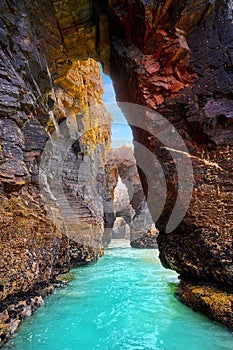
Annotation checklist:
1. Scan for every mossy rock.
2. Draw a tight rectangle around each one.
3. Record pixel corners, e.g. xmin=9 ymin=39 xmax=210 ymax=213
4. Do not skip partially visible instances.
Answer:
xmin=55 ymin=272 xmax=74 ymax=284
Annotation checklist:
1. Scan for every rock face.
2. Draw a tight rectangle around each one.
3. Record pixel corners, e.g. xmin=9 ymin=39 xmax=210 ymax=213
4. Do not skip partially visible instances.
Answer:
xmin=0 ymin=0 xmax=111 ymax=341
xmin=175 ymin=281 xmax=233 ymax=331
xmin=130 ymin=228 xmax=159 ymax=249
xmin=106 ymin=0 xmax=233 ymax=329
xmin=0 ymin=0 xmax=233 ymax=338
xmin=104 ymin=146 xmax=156 ymax=247
xmin=112 ymin=217 xmax=130 ymax=240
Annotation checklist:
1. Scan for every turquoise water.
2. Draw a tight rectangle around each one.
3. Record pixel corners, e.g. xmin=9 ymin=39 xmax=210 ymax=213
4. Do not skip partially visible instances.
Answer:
xmin=3 ymin=247 xmax=233 ymax=350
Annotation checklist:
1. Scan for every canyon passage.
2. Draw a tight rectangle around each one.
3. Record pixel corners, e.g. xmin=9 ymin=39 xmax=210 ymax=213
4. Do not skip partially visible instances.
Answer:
xmin=0 ymin=0 xmax=233 ymax=346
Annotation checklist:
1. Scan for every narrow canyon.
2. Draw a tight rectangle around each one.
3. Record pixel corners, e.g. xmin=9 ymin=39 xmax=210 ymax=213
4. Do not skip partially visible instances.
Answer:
xmin=0 ymin=0 xmax=232 ymax=344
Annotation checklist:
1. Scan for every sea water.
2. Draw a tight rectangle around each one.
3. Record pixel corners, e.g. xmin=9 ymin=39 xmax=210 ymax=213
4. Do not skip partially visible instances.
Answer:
xmin=3 ymin=246 xmax=233 ymax=350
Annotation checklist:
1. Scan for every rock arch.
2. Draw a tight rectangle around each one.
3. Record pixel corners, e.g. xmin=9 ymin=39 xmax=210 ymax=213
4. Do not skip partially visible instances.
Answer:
xmin=0 ymin=0 xmax=232 ymax=336
xmin=104 ymin=146 xmax=156 ymax=247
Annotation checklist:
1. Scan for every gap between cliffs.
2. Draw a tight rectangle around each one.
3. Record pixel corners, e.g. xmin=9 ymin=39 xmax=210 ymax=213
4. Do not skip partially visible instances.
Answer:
xmin=0 ymin=0 xmax=233 ymax=342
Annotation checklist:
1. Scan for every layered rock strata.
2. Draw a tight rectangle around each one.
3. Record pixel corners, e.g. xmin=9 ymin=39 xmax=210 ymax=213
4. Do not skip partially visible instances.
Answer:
xmin=0 ymin=0 xmax=233 ymax=338
xmin=0 ymin=0 xmax=111 ymax=341
xmin=106 ymin=0 xmax=233 ymax=329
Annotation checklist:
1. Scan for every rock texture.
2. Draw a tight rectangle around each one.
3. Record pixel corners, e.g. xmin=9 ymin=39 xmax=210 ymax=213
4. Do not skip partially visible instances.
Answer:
xmin=0 ymin=295 xmax=45 ymax=342
xmin=0 ymin=0 xmax=233 ymax=338
xmin=130 ymin=227 xmax=159 ymax=249
xmin=106 ymin=0 xmax=233 ymax=329
xmin=0 ymin=0 xmax=111 ymax=341
xmin=176 ymin=281 xmax=233 ymax=331
xmin=104 ymin=146 xmax=156 ymax=247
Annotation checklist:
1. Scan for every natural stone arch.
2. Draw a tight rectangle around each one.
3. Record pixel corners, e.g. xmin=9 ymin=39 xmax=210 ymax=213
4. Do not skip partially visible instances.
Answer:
xmin=104 ymin=146 xmax=156 ymax=247
xmin=0 ymin=0 xmax=233 ymax=335
xmin=12 ymin=2 xmax=232 ymax=287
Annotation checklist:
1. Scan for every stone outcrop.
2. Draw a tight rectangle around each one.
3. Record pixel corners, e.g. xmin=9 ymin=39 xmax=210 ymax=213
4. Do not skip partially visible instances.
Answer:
xmin=106 ymin=0 xmax=233 ymax=329
xmin=0 ymin=295 xmax=45 ymax=342
xmin=0 ymin=0 xmax=111 ymax=341
xmin=104 ymin=146 xmax=156 ymax=247
xmin=176 ymin=281 xmax=233 ymax=331
xmin=112 ymin=217 xmax=130 ymax=240
xmin=130 ymin=228 xmax=158 ymax=249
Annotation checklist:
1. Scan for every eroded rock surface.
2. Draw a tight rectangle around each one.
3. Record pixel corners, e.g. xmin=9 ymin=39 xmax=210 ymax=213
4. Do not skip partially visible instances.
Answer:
xmin=0 ymin=0 xmax=111 ymax=341
xmin=176 ymin=281 xmax=233 ymax=331
xmin=0 ymin=0 xmax=233 ymax=338
xmin=106 ymin=0 xmax=233 ymax=328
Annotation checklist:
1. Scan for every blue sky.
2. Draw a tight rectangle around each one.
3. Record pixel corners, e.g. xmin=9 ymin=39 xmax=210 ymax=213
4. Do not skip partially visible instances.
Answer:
xmin=100 ymin=65 xmax=133 ymax=148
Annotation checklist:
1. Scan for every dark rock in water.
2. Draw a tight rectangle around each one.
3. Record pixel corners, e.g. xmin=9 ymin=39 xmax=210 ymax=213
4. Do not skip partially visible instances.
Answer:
xmin=0 ymin=285 xmax=52 ymax=343
xmin=131 ymin=229 xmax=158 ymax=249
xmin=175 ymin=281 xmax=233 ymax=331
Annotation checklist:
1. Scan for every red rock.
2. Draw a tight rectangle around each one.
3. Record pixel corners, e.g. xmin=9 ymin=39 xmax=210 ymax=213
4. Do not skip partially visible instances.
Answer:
xmin=108 ymin=0 xmax=233 ymax=330
xmin=145 ymin=61 xmax=160 ymax=75
xmin=0 ymin=0 xmax=232 ymax=337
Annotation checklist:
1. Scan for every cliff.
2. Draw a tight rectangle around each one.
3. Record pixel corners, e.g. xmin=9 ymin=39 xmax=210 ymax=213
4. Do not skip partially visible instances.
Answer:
xmin=107 ymin=0 xmax=233 ymax=329
xmin=0 ymin=0 xmax=111 ymax=341
xmin=0 ymin=0 xmax=233 ymax=339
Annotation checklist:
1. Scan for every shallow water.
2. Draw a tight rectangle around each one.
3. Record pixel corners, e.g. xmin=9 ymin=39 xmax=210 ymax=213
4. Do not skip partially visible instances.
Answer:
xmin=3 ymin=246 xmax=233 ymax=350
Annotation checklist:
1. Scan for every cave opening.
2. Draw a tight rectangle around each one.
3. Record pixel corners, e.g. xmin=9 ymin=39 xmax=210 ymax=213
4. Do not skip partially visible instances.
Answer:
xmin=111 ymin=177 xmax=131 ymax=244
xmin=99 ymin=63 xmax=155 ymax=248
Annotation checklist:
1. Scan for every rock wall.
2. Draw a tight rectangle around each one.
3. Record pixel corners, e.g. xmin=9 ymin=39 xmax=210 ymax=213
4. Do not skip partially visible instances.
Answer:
xmin=104 ymin=146 xmax=156 ymax=246
xmin=0 ymin=0 xmax=233 ymax=338
xmin=106 ymin=0 xmax=233 ymax=328
xmin=40 ymin=58 xmax=111 ymax=263
xmin=0 ymin=0 xmax=111 ymax=341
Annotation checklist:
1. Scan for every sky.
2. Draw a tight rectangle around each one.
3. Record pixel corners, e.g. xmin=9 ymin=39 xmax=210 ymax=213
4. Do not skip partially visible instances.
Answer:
xmin=100 ymin=65 xmax=133 ymax=148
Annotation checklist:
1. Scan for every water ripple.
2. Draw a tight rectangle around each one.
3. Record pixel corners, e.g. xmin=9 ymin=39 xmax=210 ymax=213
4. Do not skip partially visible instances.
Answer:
xmin=3 ymin=247 xmax=233 ymax=350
